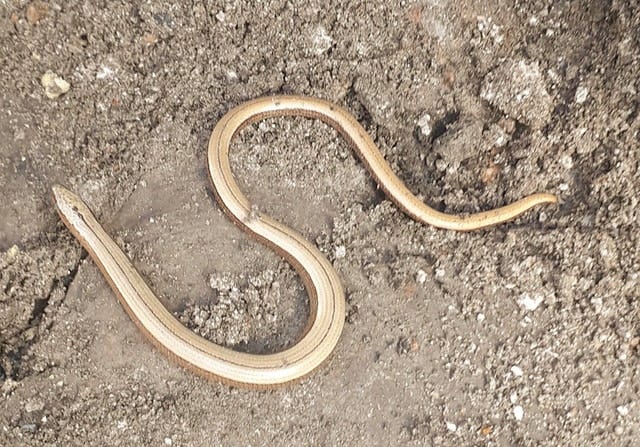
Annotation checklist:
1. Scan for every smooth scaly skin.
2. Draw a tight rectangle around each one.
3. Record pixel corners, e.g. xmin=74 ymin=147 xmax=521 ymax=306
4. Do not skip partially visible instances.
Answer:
xmin=52 ymin=95 xmax=557 ymax=388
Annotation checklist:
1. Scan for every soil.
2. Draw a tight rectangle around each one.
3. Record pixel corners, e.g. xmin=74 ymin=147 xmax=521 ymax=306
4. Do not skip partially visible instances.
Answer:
xmin=1 ymin=1 xmax=640 ymax=445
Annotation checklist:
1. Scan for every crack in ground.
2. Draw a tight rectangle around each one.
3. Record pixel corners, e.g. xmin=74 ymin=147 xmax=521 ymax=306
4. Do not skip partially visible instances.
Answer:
xmin=6 ymin=250 xmax=88 ymax=381
xmin=27 ymin=251 xmax=87 ymax=328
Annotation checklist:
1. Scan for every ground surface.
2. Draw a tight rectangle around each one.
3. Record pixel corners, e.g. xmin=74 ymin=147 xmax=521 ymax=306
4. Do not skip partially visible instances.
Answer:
xmin=1 ymin=1 xmax=639 ymax=445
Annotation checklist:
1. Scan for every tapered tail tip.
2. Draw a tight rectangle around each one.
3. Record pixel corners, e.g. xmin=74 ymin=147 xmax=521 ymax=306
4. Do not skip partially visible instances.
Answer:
xmin=537 ymin=193 xmax=559 ymax=205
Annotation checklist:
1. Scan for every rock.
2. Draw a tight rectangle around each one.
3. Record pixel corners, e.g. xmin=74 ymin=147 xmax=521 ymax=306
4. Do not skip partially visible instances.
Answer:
xmin=5 ymin=245 xmax=20 ymax=263
xmin=310 ymin=25 xmax=333 ymax=55
xmin=417 ymin=113 xmax=433 ymax=138
xmin=517 ymin=292 xmax=544 ymax=311
xmin=513 ymin=405 xmax=524 ymax=421
xmin=480 ymin=59 xmax=553 ymax=129
xmin=575 ymin=85 xmax=589 ymax=104
xmin=142 ymin=33 xmax=158 ymax=45
xmin=26 ymin=2 xmax=48 ymax=25
xmin=433 ymin=116 xmax=484 ymax=167
xmin=397 ymin=336 xmax=419 ymax=354
xmin=40 ymin=70 xmax=70 ymax=99
xmin=617 ymin=405 xmax=629 ymax=417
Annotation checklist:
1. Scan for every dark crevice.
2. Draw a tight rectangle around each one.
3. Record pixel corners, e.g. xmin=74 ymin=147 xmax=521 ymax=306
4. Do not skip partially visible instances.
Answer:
xmin=27 ymin=251 xmax=86 ymax=328
xmin=7 ymin=251 xmax=87 ymax=381
xmin=343 ymin=80 xmax=374 ymax=130
xmin=626 ymin=99 xmax=638 ymax=124
xmin=512 ymin=120 xmax=530 ymax=140
xmin=429 ymin=111 xmax=460 ymax=143
xmin=27 ymin=299 xmax=49 ymax=327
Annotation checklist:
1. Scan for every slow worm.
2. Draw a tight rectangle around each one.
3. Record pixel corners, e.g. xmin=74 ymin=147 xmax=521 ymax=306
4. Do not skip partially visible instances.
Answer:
xmin=53 ymin=95 xmax=557 ymax=388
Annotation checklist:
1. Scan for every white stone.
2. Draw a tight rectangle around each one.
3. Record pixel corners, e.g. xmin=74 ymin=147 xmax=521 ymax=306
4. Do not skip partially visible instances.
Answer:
xmin=445 ymin=421 xmax=457 ymax=432
xmin=513 ymin=405 xmax=524 ymax=421
xmin=6 ymin=245 xmax=19 ymax=262
xmin=517 ymin=293 xmax=544 ymax=311
xmin=225 ymin=69 xmax=238 ymax=81
xmin=575 ymin=85 xmax=589 ymax=104
xmin=617 ymin=405 xmax=629 ymax=417
xmin=416 ymin=269 xmax=428 ymax=284
xmin=311 ymin=25 xmax=333 ymax=55
xmin=560 ymin=154 xmax=573 ymax=169
xmin=417 ymin=114 xmax=433 ymax=137
xmin=96 ymin=65 xmax=114 ymax=80
xmin=511 ymin=365 xmax=523 ymax=377
xmin=335 ymin=245 xmax=346 ymax=259
xmin=41 ymin=70 xmax=70 ymax=99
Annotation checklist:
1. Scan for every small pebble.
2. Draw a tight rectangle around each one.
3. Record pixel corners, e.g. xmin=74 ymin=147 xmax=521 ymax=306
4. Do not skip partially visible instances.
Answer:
xmin=416 ymin=269 xmax=428 ymax=284
xmin=96 ymin=65 xmax=114 ymax=80
xmin=517 ymin=293 xmax=543 ymax=311
xmin=41 ymin=70 xmax=70 ymax=99
xmin=513 ymin=405 xmax=524 ymax=421
xmin=164 ymin=437 xmax=173 ymax=445
xmin=335 ymin=245 xmax=346 ymax=259
xmin=445 ymin=421 xmax=457 ymax=432
xmin=225 ymin=69 xmax=238 ymax=81
xmin=435 ymin=159 xmax=448 ymax=172
xmin=511 ymin=365 xmax=523 ymax=377
xmin=560 ymin=154 xmax=573 ymax=169
xmin=476 ymin=313 xmax=485 ymax=322
xmin=2 ymin=378 xmax=17 ymax=393
xmin=26 ymin=1 xmax=48 ymax=25
xmin=143 ymin=33 xmax=158 ymax=44
xmin=21 ymin=424 xmax=37 ymax=433
xmin=311 ymin=25 xmax=333 ymax=55
xmin=575 ymin=85 xmax=589 ymax=104
xmin=482 ymin=164 xmax=500 ymax=184
xmin=5 ymin=244 xmax=20 ymax=262
xmin=397 ymin=336 xmax=419 ymax=354
xmin=25 ymin=399 xmax=44 ymax=413
xmin=539 ymin=211 xmax=548 ymax=223
xmin=617 ymin=405 xmax=629 ymax=417
xmin=417 ymin=114 xmax=433 ymax=138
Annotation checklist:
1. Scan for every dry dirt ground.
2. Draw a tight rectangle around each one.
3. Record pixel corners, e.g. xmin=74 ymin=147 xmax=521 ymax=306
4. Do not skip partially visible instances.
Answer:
xmin=1 ymin=1 xmax=640 ymax=445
